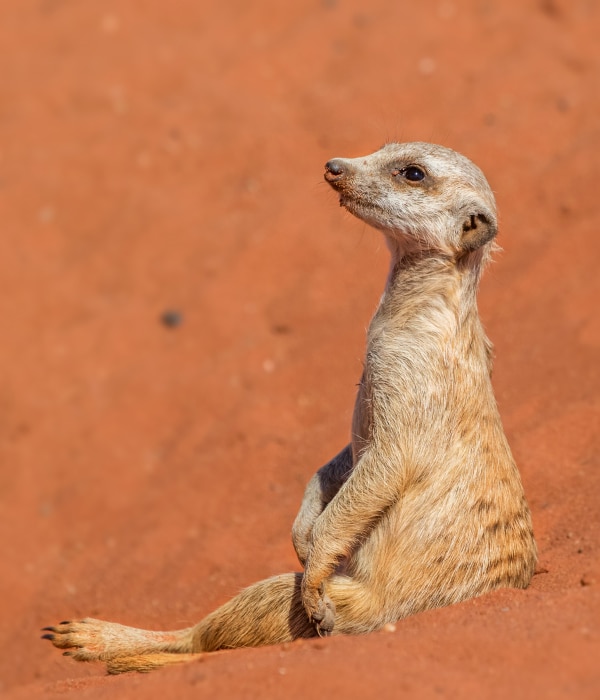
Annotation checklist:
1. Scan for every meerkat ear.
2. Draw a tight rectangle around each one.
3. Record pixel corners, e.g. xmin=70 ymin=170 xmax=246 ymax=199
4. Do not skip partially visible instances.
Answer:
xmin=461 ymin=212 xmax=497 ymax=251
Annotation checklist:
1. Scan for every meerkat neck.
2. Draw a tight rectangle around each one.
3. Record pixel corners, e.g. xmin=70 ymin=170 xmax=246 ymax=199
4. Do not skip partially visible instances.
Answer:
xmin=378 ymin=247 xmax=482 ymax=335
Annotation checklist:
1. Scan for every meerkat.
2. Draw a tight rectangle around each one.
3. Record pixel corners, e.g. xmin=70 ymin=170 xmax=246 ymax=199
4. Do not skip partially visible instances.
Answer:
xmin=43 ymin=142 xmax=536 ymax=674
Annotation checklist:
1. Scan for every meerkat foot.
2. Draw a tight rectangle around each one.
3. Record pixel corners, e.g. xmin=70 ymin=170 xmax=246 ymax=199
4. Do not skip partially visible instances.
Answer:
xmin=42 ymin=618 xmax=194 ymax=663
xmin=42 ymin=618 xmax=120 ymax=661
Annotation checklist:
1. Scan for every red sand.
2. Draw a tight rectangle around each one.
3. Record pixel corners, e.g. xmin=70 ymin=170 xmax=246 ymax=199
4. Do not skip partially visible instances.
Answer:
xmin=1 ymin=1 xmax=598 ymax=697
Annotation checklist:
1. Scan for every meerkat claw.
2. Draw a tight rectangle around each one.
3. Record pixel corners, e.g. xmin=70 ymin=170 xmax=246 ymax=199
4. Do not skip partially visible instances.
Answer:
xmin=310 ymin=593 xmax=336 ymax=634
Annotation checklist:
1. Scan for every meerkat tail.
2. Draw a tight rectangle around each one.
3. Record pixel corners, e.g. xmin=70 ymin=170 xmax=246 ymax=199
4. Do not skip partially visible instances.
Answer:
xmin=106 ymin=652 xmax=201 ymax=674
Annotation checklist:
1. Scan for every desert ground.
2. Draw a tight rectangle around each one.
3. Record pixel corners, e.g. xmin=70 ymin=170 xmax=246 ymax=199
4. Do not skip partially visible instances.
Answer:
xmin=1 ymin=1 xmax=598 ymax=698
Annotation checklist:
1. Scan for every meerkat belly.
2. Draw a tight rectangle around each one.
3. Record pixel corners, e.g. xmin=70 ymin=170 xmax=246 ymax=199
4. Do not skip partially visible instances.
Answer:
xmin=345 ymin=458 xmax=536 ymax=616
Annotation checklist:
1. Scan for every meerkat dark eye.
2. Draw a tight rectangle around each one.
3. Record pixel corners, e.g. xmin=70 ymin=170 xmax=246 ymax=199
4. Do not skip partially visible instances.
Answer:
xmin=390 ymin=165 xmax=426 ymax=182
xmin=403 ymin=166 xmax=426 ymax=182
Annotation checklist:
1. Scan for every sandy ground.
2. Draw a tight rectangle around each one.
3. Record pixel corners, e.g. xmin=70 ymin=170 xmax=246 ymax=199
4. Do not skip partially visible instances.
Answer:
xmin=1 ymin=0 xmax=598 ymax=697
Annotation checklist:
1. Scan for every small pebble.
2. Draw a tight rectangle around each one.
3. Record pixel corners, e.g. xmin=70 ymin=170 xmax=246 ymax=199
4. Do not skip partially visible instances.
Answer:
xmin=160 ymin=310 xmax=183 ymax=328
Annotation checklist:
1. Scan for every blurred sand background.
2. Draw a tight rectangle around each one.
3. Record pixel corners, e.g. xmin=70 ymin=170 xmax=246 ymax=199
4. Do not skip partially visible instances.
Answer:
xmin=0 ymin=1 xmax=598 ymax=697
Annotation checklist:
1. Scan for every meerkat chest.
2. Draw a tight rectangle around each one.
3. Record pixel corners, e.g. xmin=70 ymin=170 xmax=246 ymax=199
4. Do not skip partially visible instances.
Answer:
xmin=350 ymin=327 xmax=448 ymax=458
xmin=366 ymin=320 xmax=458 ymax=396
xmin=356 ymin=307 xmax=484 ymax=450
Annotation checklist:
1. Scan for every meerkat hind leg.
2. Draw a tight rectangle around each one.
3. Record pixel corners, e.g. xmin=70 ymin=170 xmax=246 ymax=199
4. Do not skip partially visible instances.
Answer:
xmin=44 ymin=573 xmax=380 ymax=673
xmin=195 ymin=572 xmax=380 ymax=650
xmin=192 ymin=573 xmax=316 ymax=650
xmin=43 ymin=575 xmax=316 ymax=673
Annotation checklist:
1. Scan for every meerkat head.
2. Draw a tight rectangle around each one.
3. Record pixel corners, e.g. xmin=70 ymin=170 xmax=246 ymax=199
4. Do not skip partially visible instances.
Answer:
xmin=324 ymin=142 xmax=497 ymax=259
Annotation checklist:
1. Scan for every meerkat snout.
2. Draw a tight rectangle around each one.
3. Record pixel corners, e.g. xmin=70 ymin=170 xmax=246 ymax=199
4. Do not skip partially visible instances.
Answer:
xmin=461 ymin=212 xmax=497 ymax=252
xmin=324 ymin=159 xmax=347 ymax=181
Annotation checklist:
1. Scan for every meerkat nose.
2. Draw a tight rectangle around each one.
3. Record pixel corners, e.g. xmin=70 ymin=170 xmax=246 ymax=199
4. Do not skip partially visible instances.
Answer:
xmin=324 ymin=159 xmax=346 ymax=182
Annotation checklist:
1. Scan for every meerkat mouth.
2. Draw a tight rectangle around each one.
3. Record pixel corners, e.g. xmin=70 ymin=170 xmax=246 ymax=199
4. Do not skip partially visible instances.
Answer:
xmin=340 ymin=194 xmax=383 ymax=222
xmin=326 ymin=171 xmax=387 ymax=226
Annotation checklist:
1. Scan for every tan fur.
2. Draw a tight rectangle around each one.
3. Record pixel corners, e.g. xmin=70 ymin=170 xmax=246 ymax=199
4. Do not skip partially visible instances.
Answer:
xmin=43 ymin=142 xmax=536 ymax=673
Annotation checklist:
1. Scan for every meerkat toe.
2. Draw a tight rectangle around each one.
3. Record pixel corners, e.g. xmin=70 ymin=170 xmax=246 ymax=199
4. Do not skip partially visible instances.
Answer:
xmin=42 ymin=631 xmax=79 ymax=650
xmin=63 ymin=646 xmax=103 ymax=662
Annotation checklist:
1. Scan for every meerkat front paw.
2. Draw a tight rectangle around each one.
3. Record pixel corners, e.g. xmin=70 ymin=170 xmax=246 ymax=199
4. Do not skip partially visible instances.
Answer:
xmin=301 ymin=580 xmax=336 ymax=635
